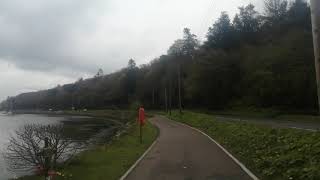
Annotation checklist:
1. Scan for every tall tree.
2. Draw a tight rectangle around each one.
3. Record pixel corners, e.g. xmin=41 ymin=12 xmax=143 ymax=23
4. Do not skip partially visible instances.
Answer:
xmin=167 ymin=39 xmax=185 ymax=56
xmin=126 ymin=59 xmax=138 ymax=103
xmin=94 ymin=68 xmax=104 ymax=78
xmin=128 ymin=59 xmax=136 ymax=69
xmin=233 ymin=4 xmax=260 ymax=43
xmin=264 ymin=0 xmax=288 ymax=24
xmin=287 ymin=0 xmax=310 ymax=28
xmin=168 ymin=28 xmax=199 ymax=57
xmin=182 ymin=28 xmax=199 ymax=56
xmin=206 ymin=12 xmax=235 ymax=49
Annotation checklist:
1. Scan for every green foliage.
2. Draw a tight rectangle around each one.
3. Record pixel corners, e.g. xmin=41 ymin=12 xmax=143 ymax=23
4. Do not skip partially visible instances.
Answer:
xmin=185 ymin=50 xmax=241 ymax=108
xmin=168 ymin=28 xmax=199 ymax=56
xmin=129 ymin=101 xmax=142 ymax=111
xmin=206 ymin=12 xmax=235 ymax=49
xmin=263 ymin=0 xmax=288 ymax=25
xmin=168 ymin=111 xmax=320 ymax=180
xmin=231 ymin=3 xmax=261 ymax=45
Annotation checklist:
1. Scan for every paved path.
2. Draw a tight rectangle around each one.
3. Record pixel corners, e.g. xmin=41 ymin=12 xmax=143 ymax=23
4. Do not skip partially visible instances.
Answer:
xmin=125 ymin=116 xmax=252 ymax=180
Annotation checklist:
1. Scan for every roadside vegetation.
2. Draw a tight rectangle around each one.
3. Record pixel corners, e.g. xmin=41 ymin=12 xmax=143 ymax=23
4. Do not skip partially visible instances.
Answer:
xmin=167 ymin=111 xmax=320 ymax=179
xmin=54 ymin=121 xmax=157 ymax=180
xmin=19 ymin=111 xmax=158 ymax=180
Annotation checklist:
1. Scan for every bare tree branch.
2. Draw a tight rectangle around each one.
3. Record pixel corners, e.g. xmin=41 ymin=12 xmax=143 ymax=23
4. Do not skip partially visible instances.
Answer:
xmin=3 ymin=124 xmax=84 ymax=177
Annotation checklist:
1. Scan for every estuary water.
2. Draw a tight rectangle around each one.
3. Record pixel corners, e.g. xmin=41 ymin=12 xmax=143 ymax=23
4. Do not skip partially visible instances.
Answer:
xmin=0 ymin=112 xmax=116 ymax=180
xmin=0 ymin=113 xmax=62 ymax=179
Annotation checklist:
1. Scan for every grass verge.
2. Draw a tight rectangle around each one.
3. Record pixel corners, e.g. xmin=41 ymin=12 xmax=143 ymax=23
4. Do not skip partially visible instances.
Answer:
xmin=205 ymin=107 xmax=320 ymax=124
xmin=167 ymin=111 xmax=320 ymax=180
xmin=20 ymin=120 xmax=158 ymax=180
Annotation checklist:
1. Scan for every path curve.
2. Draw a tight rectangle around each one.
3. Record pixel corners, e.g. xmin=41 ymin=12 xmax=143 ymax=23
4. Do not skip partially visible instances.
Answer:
xmin=125 ymin=116 xmax=254 ymax=180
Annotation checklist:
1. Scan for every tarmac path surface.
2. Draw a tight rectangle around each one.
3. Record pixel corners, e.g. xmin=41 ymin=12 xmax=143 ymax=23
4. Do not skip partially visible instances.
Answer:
xmin=125 ymin=116 xmax=253 ymax=180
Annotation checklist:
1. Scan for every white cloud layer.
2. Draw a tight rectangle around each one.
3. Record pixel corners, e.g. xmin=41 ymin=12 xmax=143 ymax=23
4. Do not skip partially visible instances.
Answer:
xmin=0 ymin=0 xmax=262 ymax=101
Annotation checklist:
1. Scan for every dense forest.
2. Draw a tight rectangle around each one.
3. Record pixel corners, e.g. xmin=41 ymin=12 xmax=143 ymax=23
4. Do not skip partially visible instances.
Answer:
xmin=1 ymin=0 xmax=316 ymax=112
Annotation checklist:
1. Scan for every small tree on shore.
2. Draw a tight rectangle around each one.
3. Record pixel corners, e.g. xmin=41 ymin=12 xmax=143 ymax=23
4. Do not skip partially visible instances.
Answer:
xmin=4 ymin=124 xmax=83 ymax=179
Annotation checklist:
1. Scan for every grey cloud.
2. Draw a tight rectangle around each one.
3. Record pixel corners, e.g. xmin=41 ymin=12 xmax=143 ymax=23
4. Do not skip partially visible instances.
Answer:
xmin=0 ymin=0 xmax=262 ymax=76
xmin=0 ymin=0 xmax=109 ymax=74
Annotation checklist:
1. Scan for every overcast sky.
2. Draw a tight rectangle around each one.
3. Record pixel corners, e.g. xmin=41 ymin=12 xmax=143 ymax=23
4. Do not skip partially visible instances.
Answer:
xmin=0 ymin=0 xmax=263 ymax=101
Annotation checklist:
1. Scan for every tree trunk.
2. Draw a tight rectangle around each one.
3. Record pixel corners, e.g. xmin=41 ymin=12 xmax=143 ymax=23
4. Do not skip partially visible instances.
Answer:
xmin=165 ymin=88 xmax=168 ymax=113
xmin=178 ymin=64 xmax=182 ymax=114
xmin=169 ymin=83 xmax=172 ymax=116
xmin=311 ymin=0 xmax=320 ymax=113
xmin=152 ymin=88 xmax=155 ymax=108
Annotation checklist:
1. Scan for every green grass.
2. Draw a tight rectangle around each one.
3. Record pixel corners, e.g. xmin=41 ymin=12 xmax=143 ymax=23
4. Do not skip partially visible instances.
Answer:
xmin=209 ymin=107 xmax=282 ymax=118
xmin=275 ymin=114 xmax=320 ymax=123
xmin=20 ymin=120 xmax=158 ymax=180
xmin=167 ymin=111 xmax=320 ymax=180
xmin=198 ymin=107 xmax=320 ymax=124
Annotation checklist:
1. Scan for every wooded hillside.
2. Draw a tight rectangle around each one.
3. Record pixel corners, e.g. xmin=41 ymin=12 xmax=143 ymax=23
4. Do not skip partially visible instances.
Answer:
xmin=1 ymin=0 xmax=316 ymax=112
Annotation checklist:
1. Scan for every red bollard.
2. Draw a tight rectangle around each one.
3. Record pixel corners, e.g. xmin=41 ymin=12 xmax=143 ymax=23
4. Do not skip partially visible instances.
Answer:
xmin=139 ymin=107 xmax=145 ymax=126
xmin=35 ymin=165 xmax=44 ymax=176
xmin=48 ymin=170 xmax=57 ymax=180
xmin=138 ymin=107 xmax=145 ymax=143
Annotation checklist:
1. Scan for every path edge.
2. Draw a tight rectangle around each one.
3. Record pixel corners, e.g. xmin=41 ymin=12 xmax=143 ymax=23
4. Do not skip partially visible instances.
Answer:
xmin=164 ymin=116 xmax=260 ymax=180
xmin=119 ymin=126 xmax=159 ymax=180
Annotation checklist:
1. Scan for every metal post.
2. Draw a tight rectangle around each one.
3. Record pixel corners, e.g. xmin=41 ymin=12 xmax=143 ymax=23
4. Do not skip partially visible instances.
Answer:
xmin=310 ymin=0 xmax=320 ymax=113
xmin=139 ymin=124 xmax=142 ymax=144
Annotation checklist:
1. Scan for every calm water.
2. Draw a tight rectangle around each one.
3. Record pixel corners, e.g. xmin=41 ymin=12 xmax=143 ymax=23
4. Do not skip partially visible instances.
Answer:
xmin=0 ymin=112 xmax=108 ymax=180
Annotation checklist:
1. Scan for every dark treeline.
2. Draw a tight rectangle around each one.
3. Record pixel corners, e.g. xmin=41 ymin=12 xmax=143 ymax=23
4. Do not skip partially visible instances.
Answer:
xmin=1 ymin=0 xmax=317 ymax=112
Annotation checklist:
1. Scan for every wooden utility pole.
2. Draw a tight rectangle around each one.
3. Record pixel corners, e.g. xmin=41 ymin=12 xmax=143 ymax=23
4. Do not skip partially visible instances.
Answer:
xmin=178 ymin=65 xmax=182 ymax=114
xmin=152 ymin=88 xmax=155 ymax=108
xmin=169 ymin=83 xmax=172 ymax=116
xmin=310 ymin=0 xmax=320 ymax=113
